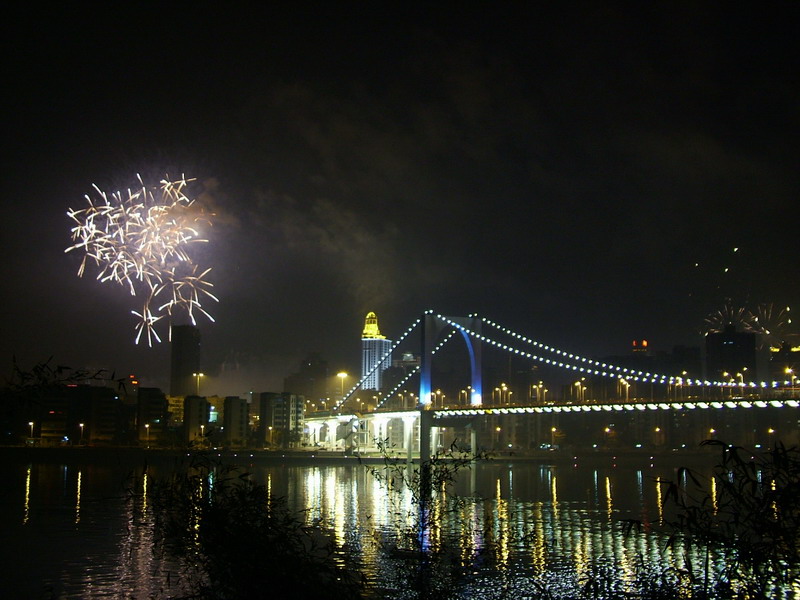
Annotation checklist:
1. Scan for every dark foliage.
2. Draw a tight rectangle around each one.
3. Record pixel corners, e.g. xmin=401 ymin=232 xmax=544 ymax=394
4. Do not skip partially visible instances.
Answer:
xmin=653 ymin=440 xmax=800 ymax=598
xmin=150 ymin=452 xmax=364 ymax=599
xmin=362 ymin=438 xmax=499 ymax=598
xmin=4 ymin=357 xmax=122 ymax=397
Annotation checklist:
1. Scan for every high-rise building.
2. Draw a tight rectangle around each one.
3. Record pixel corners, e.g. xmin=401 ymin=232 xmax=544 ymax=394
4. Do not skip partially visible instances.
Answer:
xmin=283 ymin=352 xmax=329 ymax=401
xmin=271 ymin=394 xmax=305 ymax=448
xmin=223 ymin=396 xmax=249 ymax=448
xmin=183 ymin=395 xmax=210 ymax=445
xmin=137 ymin=387 xmax=169 ymax=446
xmin=361 ymin=312 xmax=393 ymax=390
xmin=257 ymin=392 xmax=280 ymax=446
xmin=170 ymin=325 xmax=201 ymax=397
xmin=705 ymin=324 xmax=757 ymax=381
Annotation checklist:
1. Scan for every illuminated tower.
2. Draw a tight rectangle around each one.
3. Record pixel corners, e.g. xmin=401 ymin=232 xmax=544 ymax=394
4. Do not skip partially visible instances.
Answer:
xmin=361 ymin=312 xmax=393 ymax=390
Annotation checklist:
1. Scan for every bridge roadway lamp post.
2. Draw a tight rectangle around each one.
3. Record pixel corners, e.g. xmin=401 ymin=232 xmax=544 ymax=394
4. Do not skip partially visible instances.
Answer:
xmin=337 ymin=372 xmax=348 ymax=398
xmin=193 ymin=372 xmax=204 ymax=396
xmin=79 ymin=423 xmax=84 ymax=444
xmin=737 ymin=372 xmax=745 ymax=397
xmin=29 ymin=421 xmax=34 ymax=439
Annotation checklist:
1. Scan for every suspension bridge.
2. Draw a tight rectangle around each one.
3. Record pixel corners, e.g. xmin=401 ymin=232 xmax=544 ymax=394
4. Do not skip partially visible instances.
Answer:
xmin=304 ymin=311 xmax=799 ymax=457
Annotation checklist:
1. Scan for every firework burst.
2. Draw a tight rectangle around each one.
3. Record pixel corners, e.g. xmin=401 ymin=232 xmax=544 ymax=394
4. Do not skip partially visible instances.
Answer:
xmin=65 ymin=175 xmax=217 ymax=345
xmin=703 ymin=299 xmax=750 ymax=334
xmin=747 ymin=303 xmax=793 ymax=348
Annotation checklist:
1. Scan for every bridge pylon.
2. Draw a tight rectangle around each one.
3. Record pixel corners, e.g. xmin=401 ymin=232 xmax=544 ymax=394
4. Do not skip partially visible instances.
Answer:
xmin=419 ymin=312 xmax=483 ymax=408
xmin=418 ymin=312 xmax=483 ymax=460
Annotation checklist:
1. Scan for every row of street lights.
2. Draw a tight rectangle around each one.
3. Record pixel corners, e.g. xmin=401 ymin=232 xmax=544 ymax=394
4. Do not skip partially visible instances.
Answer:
xmin=26 ymin=421 xmax=85 ymax=443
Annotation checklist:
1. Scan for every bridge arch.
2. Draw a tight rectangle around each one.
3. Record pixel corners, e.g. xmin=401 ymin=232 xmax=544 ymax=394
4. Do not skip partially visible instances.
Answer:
xmin=419 ymin=313 xmax=483 ymax=407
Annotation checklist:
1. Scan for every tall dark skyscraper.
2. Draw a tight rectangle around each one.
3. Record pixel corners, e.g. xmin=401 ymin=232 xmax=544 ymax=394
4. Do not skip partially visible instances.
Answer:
xmin=170 ymin=325 xmax=201 ymax=396
xmin=284 ymin=352 xmax=329 ymax=401
xmin=705 ymin=325 xmax=757 ymax=381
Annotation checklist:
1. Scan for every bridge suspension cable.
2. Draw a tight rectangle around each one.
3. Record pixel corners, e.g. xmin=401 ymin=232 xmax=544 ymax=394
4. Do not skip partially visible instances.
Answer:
xmin=441 ymin=314 xmax=775 ymax=389
xmin=336 ymin=311 xmax=787 ymax=416
xmin=375 ymin=325 xmax=461 ymax=410
xmin=334 ymin=315 xmax=426 ymax=412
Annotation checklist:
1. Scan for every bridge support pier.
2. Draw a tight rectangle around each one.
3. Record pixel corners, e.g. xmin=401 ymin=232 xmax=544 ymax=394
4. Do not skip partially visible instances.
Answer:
xmin=372 ymin=416 xmax=389 ymax=452
xmin=419 ymin=409 xmax=433 ymax=462
xmin=326 ymin=418 xmax=339 ymax=450
xmin=470 ymin=425 xmax=477 ymax=457
xmin=402 ymin=415 xmax=417 ymax=465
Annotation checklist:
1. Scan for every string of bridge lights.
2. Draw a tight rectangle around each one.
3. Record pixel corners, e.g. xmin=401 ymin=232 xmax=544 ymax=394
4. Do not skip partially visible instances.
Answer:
xmin=333 ymin=316 xmax=425 ymax=412
xmin=333 ymin=311 xmax=790 ymax=415
xmin=374 ymin=327 xmax=460 ymax=411
xmin=444 ymin=314 xmax=782 ymax=389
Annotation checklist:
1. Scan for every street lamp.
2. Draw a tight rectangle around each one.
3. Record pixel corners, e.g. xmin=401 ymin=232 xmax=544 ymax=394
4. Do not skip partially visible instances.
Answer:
xmin=29 ymin=421 xmax=34 ymax=438
xmin=337 ymin=372 xmax=348 ymax=397
xmin=619 ymin=378 xmax=630 ymax=402
xmin=551 ymin=426 xmax=556 ymax=447
xmin=144 ymin=423 xmax=150 ymax=448
xmin=192 ymin=372 xmax=205 ymax=396
xmin=736 ymin=372 xmax=745 ymax=397
xmin=79 ymin=423 xmax=84 ymax=444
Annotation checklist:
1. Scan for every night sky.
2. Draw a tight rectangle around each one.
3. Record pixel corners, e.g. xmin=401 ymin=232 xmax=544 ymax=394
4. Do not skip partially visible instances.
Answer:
xmin=2 ymin=3 xmax=797 ymax=394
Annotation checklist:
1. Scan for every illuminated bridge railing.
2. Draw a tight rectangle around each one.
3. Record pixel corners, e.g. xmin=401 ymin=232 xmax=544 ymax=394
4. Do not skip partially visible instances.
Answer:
xmin=436 ymin=398 xmax=800 ymax=418
xmin=306 ymin=398 xmax=800 ymax=424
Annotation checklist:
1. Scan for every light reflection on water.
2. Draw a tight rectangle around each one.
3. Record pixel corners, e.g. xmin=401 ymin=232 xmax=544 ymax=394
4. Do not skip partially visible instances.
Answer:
xmin=247 ymin=461 xmax=714 ymax=597
xmin=2 ymin=456 xmax=781 ymax=598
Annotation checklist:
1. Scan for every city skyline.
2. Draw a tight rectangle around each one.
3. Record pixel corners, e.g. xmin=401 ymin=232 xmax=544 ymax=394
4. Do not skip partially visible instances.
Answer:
xmin=2 ymin=4 xmax=797 ymax=393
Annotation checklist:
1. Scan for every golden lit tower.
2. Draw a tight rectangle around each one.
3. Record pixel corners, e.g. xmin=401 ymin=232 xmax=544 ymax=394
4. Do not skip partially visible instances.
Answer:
xmin=361 ymin=312 xmax=393 ymax=390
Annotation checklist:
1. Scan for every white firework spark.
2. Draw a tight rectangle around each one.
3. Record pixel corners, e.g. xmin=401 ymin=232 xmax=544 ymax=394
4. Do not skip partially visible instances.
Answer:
xmin=703 ymin=299 xmax=750 ymax=334
xmin=66 ymin=175 xmax=217 ymax=346
xmin=747 ymin=303 xmax=793 ymax=348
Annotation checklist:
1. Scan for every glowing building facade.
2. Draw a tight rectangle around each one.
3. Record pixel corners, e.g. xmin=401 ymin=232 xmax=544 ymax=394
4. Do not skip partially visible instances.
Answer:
xmin=361 ymin=312 xmax=393 ymax=391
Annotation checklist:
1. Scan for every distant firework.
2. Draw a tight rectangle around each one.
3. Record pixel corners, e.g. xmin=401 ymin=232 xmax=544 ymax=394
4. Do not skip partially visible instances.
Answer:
xmin=703 ymin=299 xmax=750 ymax=334
xmin=747 ymin=303 xmax=793 ymax=348
xmin=65 ymin=175 xmax=217 ymax=346
xmin=704 ymin=300 xmax=795 ymax=348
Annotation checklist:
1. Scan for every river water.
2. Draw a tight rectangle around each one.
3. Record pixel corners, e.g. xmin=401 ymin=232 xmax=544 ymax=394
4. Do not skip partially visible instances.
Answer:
xmin=0 ymin=450 xmax=729 ymax=599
